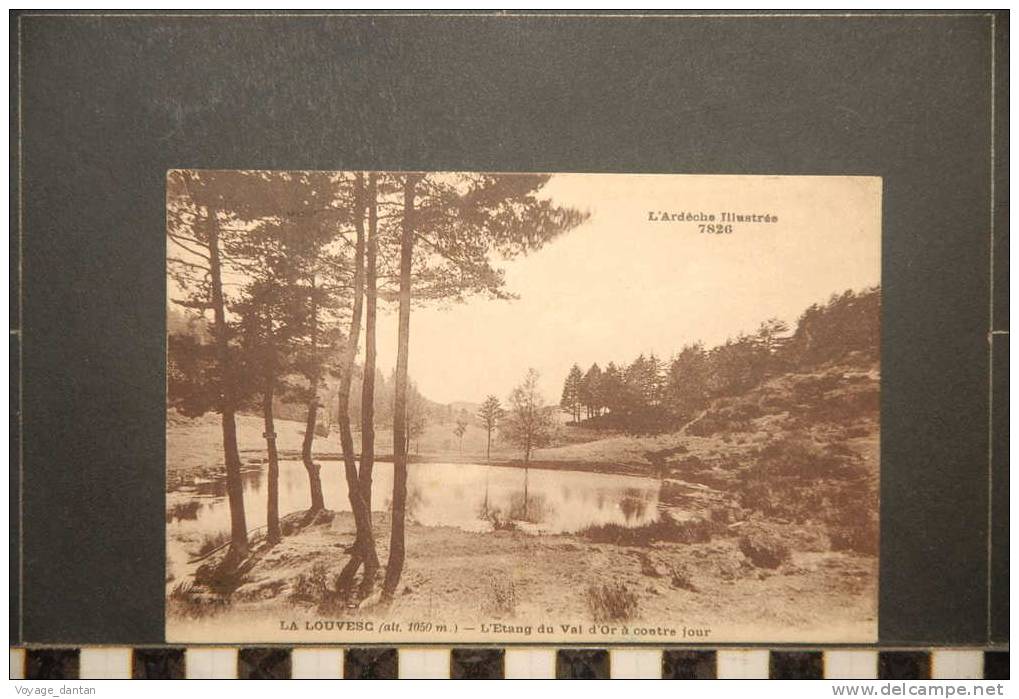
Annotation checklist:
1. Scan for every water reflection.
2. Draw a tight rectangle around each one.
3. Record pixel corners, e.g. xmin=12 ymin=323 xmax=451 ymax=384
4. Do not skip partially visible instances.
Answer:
xmin=479 ymin=491 xmax=554 ymax=526
xmin=167 ymin=461 xmax=660 ymax=578
xmin=166 ymin=500 xmax=203 ymax=523
xmin=619 ymin=488 xmax=650 ymax=523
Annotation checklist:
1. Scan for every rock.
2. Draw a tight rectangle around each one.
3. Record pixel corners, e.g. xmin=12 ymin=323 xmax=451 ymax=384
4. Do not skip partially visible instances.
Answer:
xmin=739 ymin=531 xmax=791 ymax=569
xmin=717 ymin=560 xmax=740 ymax=581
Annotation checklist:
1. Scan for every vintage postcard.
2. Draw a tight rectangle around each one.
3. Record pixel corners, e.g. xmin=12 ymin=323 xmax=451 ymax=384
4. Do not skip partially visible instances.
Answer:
xmin=165 ymin=172 xmax=880 ymax=644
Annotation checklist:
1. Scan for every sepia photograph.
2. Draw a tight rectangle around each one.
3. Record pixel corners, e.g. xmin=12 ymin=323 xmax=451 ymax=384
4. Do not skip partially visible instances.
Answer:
xmin=165 ymin=171 xmax=881 ymax=644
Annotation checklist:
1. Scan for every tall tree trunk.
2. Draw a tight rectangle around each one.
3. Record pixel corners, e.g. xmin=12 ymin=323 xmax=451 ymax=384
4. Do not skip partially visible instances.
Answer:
xmin=302 ymin=404 xmax=325 ymax=512
xmin=357 ymin=173 xmax=380 ymax=597
xmin=486 ymin=427 xmax=492 ymax=462
xmin=263 ymin=378 xmax=281 ymax=545
xmin=336 ymin=173 xmax=377 ymax=592
xmin=208 ymin=206 xmax=249 ymax=565
xmin=301 ymin=277 xmax=326 ymax=513
xmin=382 ymin=173 xmax=419 ymax=601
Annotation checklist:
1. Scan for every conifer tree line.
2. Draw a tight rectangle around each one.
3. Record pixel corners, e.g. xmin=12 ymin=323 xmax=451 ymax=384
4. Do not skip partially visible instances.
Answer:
xmin=167 ymin=170 xmax=587 ymax=602
xmin=559 ymin=287 xmax=880 ymax=433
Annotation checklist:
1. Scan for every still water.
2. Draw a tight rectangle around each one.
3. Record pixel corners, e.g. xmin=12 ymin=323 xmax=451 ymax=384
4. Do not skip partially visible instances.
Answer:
xmin=167 ymin=460 xmax=661 ymax=577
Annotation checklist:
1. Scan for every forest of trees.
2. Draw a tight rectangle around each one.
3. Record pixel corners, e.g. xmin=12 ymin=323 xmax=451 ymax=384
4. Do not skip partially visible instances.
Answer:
xmin=167 ymin=170 xmax=586 ymax=602
xmin=559 ymin=287 xmax=881 ymax=433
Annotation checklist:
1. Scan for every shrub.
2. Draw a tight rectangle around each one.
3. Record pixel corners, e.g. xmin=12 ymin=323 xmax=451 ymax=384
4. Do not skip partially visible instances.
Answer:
xmin=578 ymin=516 xmax=718 ymax=547
xmin=791 ymin=372 xmax=842 ymax=401
xmin=488 ymin=580 xmax=517 ymax=615
xmin=757 ymin=436 xmax=860 ymax=480
xmin=829 ymin=523 xmax=878 ymax=555
xmin=586 ymin=582 xmax=639 ymax=622
xmin=193 ymin=531 xmax=231 ymax=558
xmin=668 ymin=517 xmax=718 ymax=543
xmin=686 ymin=415 xmax=724 ymax=437
xmin=760 ymin=391 xmax=792 ymax=411
xmin=790 ymin=379 xmax=878 ymax=424
xmin=738 ymin=477 xmax=830 ymax=523
xmin=637 ymin=552 xmax=664 ymax=577
xmin=167 ymin=580 xmax=230 ymax=619
xmin=739 ymin=531 xmax=791 ymax=569
xmin=828 ymin=488 xmax=879 ymax=555
xmin=491 ymin=515 xmax=519 ymax=532
xmin=709 ymin=507 xmax=731 ymax=525
xmin=193 ymin=557 xmax=248 ymax=594
xmin=669 ymin=564 xmax=697 ymax=591
xmin=290 ymin=562 xmax=333 ymax=603
xmin=579 ymin=522 xmax=658 ymax=547
xmin=687 ymin=413 xmax=751 ymax=437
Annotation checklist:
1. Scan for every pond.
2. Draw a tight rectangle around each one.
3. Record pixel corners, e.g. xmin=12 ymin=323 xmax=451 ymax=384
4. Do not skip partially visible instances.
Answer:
xmin=167 ymin=460 xmax=661 ymax=580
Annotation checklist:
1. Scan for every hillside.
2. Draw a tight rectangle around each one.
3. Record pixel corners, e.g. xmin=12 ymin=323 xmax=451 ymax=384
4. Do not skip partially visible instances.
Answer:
xmin=543 ymin=353 xmax=879 ymax=556
xmin=539 ymin=355 xmax=878 ymax=473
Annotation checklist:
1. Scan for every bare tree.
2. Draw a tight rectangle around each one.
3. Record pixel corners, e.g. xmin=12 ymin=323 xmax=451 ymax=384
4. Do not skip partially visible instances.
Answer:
xmin=502 ymin=369 xmax=555 ymax=521
xmin=477 ymin=394 xmax=505 ymax=514
xmin=454 ymin=412 xmax=468 ymax=455
xmin=405 ymin=382 xmax=428 ymax=454
xmin=503 ymin=369 xmax=555 ymax=464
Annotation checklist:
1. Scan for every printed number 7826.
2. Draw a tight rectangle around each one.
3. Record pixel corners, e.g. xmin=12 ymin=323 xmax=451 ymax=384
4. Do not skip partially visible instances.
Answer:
xmin=699 ymin=224 xmax=734 ymax=234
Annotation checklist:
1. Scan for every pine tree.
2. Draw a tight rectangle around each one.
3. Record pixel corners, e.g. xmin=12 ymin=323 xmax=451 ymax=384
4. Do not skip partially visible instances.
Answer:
xmin=167 ymin=170 xmax=293 ymax=568
xmin=335 ymin=172 xmax=379 ymax=595
xmin=381 ymin=173 xmax=588 ymax=601
xmin=646 ymin=353 xmax=664 ymax=406
xmin=601 ymin=362 xmax=624 ymax=417
xmin=665 ymin=343 xmax=709 ymax=420
xmin=560 ymin=364 xmax=584 ymax=423
xmin=578 ymin=363 xmax=602 ymax=419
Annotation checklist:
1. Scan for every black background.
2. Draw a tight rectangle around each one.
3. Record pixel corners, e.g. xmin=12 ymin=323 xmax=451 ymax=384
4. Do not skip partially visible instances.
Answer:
xmin=11 ymin=11 xmax=1009 ymax=645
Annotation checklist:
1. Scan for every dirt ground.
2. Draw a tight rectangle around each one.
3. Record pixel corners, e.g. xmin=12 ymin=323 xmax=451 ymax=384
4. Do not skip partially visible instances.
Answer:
xmin=167 ymin=510 xmax=876 ymax=644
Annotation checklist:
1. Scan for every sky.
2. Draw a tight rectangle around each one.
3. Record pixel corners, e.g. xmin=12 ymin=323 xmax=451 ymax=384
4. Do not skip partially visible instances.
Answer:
xmin=373 ymin=173 xmax=881 ymax=405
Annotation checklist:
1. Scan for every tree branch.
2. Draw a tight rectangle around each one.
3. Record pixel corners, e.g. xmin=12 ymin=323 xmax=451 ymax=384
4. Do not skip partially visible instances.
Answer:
xmin=167 ymin=236 xmax=212 ymax=262
xmin=167 ymin=256 xmax=211 ymax=272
